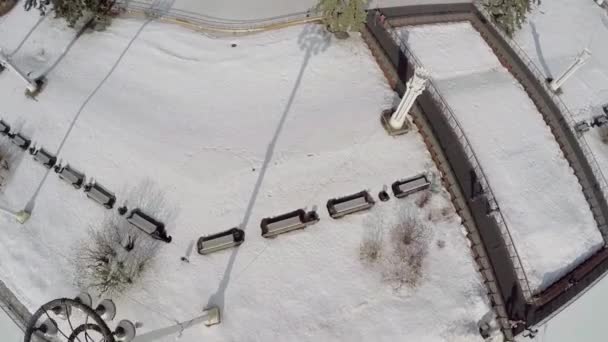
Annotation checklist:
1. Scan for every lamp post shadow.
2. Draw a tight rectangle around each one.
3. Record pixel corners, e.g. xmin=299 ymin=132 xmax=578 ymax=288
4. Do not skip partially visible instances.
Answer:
xmin=530 ymin=21 xmax=553 ymax=80
xmin=204 ymin=23 xmax=331 ymax=315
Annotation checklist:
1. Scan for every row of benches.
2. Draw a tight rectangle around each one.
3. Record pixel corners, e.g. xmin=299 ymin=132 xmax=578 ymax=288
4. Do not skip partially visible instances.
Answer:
xmin=0 ymin=118 xmax=172 ymax=243
xmin=197 ymin=174 xmax=431 ymax=255
xmin=573 ymin=106 xmax=608 ymax=134
xmin=1 ymin=117 xmax=431 ymax=255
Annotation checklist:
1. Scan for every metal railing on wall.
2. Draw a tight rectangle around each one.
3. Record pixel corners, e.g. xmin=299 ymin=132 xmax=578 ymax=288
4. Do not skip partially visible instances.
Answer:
xmin=381 ymin=17 xmax=535 ymax=301
xmin=474 ymin=5 xmax=608 ymax=223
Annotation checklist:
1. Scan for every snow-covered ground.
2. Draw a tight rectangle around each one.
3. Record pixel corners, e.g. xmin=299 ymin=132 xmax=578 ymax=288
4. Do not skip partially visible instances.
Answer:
xmin=0 ymin=6 xmax=491 ymax=341
xmin=396 ymin=22 xmax=604 ymax=294
xmin=0 ymin=310 xmax=21 ymax=342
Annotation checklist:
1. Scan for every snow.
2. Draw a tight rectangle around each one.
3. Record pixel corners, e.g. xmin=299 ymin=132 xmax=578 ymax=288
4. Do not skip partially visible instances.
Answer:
xmin=0 ymin=6 xmax=490 ymax=342
xmin=396 ymin=22 xmax=604 ymax=293
xmin=0 ymin=310 xmax=21 ymax=342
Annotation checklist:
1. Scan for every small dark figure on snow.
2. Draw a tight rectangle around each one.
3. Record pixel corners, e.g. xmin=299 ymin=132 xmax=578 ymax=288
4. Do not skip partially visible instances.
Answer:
xmin=124 ymin=235 xmax=135 ymax=252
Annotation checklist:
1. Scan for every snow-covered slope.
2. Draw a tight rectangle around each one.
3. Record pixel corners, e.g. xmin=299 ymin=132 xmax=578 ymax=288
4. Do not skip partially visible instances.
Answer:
xmin=0 ymin=6 xmax=490 ymax=341
xmin=397 ymin=22 xmax=604 ymax=294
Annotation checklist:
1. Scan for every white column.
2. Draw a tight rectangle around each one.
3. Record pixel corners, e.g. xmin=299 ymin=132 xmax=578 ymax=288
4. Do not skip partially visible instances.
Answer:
xmin=549 ymin=49 xmax=591 ymax=92
xmin=389 ymin=68 xmax=428 ymax=130
xmin=0 ymin=49 xmax=39 ymax=93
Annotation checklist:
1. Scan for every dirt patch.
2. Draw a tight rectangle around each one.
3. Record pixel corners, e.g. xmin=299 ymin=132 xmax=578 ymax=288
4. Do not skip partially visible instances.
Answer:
xmin=0 ymin=0 xmax=16 ymax=17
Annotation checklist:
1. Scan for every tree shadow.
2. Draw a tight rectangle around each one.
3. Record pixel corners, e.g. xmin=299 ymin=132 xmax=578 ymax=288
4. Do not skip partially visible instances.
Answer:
xmin=204 ymin=23 xmax=330 ymax=316
xmin=36 ymin=17 xmax=94 ymax=79
xmin=529 ymin=21 xmax=552 ymax=79
xmin=9 ymin=13 xmax=48 ymax=57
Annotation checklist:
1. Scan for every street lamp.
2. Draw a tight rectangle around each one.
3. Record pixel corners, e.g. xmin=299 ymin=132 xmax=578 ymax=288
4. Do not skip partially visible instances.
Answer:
xmin=25 ymin=294 xmax=136 ymax=342
xmin=25 ymin=293 xmax=221 ymax=342
xmin=0 ymin=48 xmax=45 ymax=97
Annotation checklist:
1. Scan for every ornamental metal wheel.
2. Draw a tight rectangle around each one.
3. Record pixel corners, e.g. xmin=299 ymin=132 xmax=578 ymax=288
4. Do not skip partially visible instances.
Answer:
xmin=24 ymin=294 xmax=136 ymax=342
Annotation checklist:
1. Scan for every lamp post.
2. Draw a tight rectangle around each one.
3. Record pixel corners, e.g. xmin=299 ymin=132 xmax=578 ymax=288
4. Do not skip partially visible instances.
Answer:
xmin=0 ymin=49 xmax=43 ymax=96
xmin=381 ymin=67 xmax=428 ymax=135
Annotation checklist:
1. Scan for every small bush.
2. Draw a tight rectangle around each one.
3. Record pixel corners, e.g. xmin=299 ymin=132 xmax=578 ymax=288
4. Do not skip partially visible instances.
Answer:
xmin=600 ymin=126 xmax=608 ymax=144
xmin=440 ymin=206 xmax=453 ymax=219
xmin=360 ymin=222 xmax=383 ymax=263
xmin=75 ymin=180 xmax=173 ymax=296
xmin=383 ymin=210 xmax=432 ymax=289
xmin=436 ymin=239 xmax=446 ymax=249
xmin=316 ymin=0 xmax=366 ymax=34
xmin=0 ymin=140 xmax=21 ymax=190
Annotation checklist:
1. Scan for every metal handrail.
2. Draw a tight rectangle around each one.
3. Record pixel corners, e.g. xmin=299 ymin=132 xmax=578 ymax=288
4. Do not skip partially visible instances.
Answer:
xmin=474 ymin=5 xmax=608 ymax=212
xmin=382 ymin=18 xmax=535 ymax=300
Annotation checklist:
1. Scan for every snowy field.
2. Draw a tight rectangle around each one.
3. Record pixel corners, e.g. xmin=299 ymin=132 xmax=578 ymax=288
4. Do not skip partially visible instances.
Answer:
xmin=396 ymin=22 xmax=604 ymax=294
xmin=0 ymin=6 xmax=490 ymax=342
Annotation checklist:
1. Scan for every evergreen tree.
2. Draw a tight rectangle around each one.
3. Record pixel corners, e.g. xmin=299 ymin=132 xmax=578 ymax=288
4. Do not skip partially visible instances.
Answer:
xmin=24 ymin=0 xmax=115 ymax=28
xmin=484 ymin=0 xmax=540 ymax=37
xmin=316 ymin=0 xmax=366 ymax=35
xmin=343 ymin=0 xmax=366 ymax=31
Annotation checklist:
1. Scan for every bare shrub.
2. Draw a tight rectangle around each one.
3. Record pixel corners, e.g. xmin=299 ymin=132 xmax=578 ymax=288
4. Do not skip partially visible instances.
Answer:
xmin=383 ymin=210 xmax=432 ymax=289
xmin=0 ymin=140 xmax=22 ymax=190
xmin=600 ymin=125 xmax=608 ymax=144
xmin=360 ymin=221 xmax=384 ymax=263
xmin=440 ymin=206 xmax=453 ymax=219
xmin=436 ymin=239 xmax=446 ymax=249
xmin=75 ymin=180 xmax=174 ymax=296
xmin=415 ymin=190 xmax=432 ymax=208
